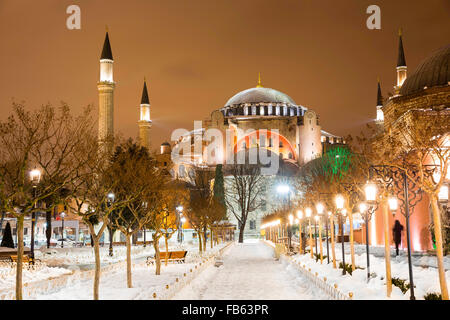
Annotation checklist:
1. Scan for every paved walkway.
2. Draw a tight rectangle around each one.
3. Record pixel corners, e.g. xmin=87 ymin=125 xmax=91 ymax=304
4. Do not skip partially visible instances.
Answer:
xmin=173 ymin=241 xmax=328 ymax=299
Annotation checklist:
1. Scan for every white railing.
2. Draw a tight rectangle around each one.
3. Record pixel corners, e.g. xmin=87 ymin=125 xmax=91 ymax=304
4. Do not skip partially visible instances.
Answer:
xmin=280 ymin=254 xmax=352 ymax=300
xmin=155 ymin=242 xmax=234 ymax=300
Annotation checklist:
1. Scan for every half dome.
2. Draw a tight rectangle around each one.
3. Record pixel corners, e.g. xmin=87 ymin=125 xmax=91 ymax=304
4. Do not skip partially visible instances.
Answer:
xmin=224 ymin=87 xmax=297 ymax=107
xmin=400 ymin=45 xmax=449 ymax=96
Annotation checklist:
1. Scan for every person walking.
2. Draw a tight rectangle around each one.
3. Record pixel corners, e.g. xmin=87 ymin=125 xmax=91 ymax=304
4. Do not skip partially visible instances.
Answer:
xmin=392 ymin=220 xmax=404 ymax=256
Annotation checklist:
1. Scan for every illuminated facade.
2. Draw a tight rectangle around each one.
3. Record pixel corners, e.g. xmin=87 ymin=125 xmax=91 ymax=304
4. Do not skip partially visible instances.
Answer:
xmin=370 ymin=33 xmax=450 ymax=252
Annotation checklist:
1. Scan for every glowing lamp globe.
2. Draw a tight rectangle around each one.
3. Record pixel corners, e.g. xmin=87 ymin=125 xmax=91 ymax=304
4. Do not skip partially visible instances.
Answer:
xmin=316 ymin=203 xmax=324 ymax=215
xmin=305 ymin=208 xmax=312 ymax=218
xmin=388 ymin=197 xmax=398 ymax=211
xmin=297 ymin=210 xmax=303 ymax=219
xmin=438 ymin=185 xmax=449 ymax=202
xmin=335 ymin=195 xmax=344 ymax=210
xmin=364 ymin=183 xmax=377 ymax=202
xmin=359 ymin=203 xmax=367 ymax=214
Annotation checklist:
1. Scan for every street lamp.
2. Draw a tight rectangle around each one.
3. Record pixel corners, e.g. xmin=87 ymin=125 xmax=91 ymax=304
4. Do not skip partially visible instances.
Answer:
xmin=107 ymin=193 xmax=115 ymax=256
xmin=60 ymin=211 xmax=65 ymax=248
xmin=277 ymin=184 xmax=291 ymax=251
xmin=180 ymin=217 xmax=186 ymax=244
xmin=305 ymin=207 xmax=313 ymax=259
xmin=316 ymin=203 xmax=324 ymax=264
xmin=176 ymin=205 xmax=184 ymax=243
xmin=388 ymin=196 xmax=398 ymax=216
xmin=30 ymin=169 xmax=41 ymax=262
xmin=297 ymin=210 xmax=303 ymax=254
xmin=335 ymin=194 xmax=346 ymax=275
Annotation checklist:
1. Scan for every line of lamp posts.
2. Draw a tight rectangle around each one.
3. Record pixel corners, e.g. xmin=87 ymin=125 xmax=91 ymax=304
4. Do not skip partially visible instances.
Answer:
xmin=266 ymin=181 xmax=449 ymax=300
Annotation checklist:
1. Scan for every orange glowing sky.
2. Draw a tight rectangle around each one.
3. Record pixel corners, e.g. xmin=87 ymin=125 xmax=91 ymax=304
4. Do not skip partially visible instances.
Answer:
xmin=0 ymin=0 xmax=449 ymax=150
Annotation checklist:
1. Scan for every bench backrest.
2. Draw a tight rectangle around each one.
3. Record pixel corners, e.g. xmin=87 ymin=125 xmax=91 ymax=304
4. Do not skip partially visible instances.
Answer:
xmin=170 ymin=251 xmax=187 ymax=259
xmin=10 ymin=255 xmax=30 ymax=263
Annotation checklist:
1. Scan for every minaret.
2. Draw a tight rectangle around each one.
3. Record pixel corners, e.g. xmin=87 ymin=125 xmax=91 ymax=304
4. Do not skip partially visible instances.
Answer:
xmin=138 ymin=78 xmax=152 ymax=149
xmin=375 ymin=78 xmax=384 ymax=129
xmin=97 ymin=30 xmax=115 ymax=147
xmin=395 ymin=28 xmax=407 ymax=94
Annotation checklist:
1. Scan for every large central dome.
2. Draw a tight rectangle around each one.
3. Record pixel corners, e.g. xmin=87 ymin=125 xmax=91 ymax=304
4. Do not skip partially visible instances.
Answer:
xmin=224 ymin=87 xmax=297 ymax=107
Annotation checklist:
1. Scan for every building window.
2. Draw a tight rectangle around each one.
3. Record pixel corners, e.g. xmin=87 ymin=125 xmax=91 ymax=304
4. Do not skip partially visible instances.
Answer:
xmin=249 ymin=220 xmax=256 ymax=230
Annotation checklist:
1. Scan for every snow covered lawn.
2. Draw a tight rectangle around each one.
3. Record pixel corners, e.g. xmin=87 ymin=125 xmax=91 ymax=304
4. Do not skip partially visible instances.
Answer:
xmin=172 ymin=240 xmax=328 ymax=300
xmin=294 ymin=241 xmax=450 ymax=300
xmin=36 ymin=242 xmax=202 ymax=269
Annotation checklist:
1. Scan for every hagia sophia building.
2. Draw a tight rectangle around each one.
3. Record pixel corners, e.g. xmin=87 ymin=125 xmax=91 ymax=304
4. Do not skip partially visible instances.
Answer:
xmin=96 ymin=29 xmax=449 ymax=247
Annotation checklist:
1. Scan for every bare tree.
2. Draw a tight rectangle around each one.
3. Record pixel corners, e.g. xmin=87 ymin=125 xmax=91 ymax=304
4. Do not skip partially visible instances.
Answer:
xmin=224 ymin=158 xmax=265 ymax=243
xmin=0 ymin=102 xmax=94 ymax=300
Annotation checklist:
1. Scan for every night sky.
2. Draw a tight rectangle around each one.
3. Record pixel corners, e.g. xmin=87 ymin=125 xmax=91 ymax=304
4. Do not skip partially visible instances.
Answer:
xmin=0 ymin=1 xmax=449 ymax=149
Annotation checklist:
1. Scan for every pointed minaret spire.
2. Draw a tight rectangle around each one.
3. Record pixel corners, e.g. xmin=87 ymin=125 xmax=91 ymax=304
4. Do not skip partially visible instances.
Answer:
xmin=98 ymin=28 xmax=115 ymax=148
xmin=397 ymin=28 xmax=406 ymax=67
xmin=138 ymin=77 xmax=152 ymax=149
xmin=101 ymin=30 xmax=113 ymax=60
xmin=377 ymin=77 xmax=383 ymax=106
xmin=141 ymin=77 xmax=150 ymax=105
xmin=395 ymin=28 xmax=407 ymax=91
xmin=256 ymin=72 xmax=263 ymax=88
xmin=376 ymin=77 xmax=384 ymax=123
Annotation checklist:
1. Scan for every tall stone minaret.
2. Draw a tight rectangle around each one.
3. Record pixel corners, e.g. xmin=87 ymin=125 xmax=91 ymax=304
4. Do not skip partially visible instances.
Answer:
xmin=375 ymin=78 xmax=384 ymax=131
xmin=97 ymin=31 xmax=115 ymax=146
xmin=394 ymin=28 xmax=407 ymax=94
xmin=138 ymin=78 xmax=152 ymax=149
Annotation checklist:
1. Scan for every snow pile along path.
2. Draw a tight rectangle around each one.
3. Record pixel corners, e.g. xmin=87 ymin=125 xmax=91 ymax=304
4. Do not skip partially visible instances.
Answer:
xmin=172 ymin=240 xmax=328 ymax=300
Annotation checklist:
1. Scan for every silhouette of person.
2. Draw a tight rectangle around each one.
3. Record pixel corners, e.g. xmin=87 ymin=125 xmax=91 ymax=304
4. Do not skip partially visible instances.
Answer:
xmin=393 ymin=220 xmax=404 ymax=256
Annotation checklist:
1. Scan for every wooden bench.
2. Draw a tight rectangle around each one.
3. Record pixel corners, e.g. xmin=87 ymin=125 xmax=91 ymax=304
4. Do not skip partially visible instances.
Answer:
xmin=10 ymin=255 xmax=42 ymax=266
xmin=146 ymin=251 xmax=187 ymax=265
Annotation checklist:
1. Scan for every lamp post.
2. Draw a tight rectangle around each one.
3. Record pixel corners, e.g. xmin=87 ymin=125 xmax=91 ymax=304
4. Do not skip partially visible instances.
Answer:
xmin=363 ymin=182 xmax=378 ymax=282
xmin=176 ymin=205 xmax=183 ymax=244
xmin=325 ymin=211 xmax=331 ymax=264
xmin=370 ymin=165 xmax=424 ymax=300
xmin=107 ymin=192 xmax=115 ymax=256
xmin=60 ymin=211 xmax=65 ymax=248
xmin=335 ymin=194 xmax=346 ymax=275
xmin=316 ymin=203 xmax=324 ymax=264
xmin=305 ymin=207 xmax=313 ymax=259
xmin=180 ymin=217 xmax=186 ymax=243
xmin=277 ymin=184 xmax=291 ymax=251
xmin=297 ymin=210 xmax=303 ymax=254
xmin=142 ymin=201 xmax=148 ymax=247
xmin=29 ymin=169 xmax=41 ymax=262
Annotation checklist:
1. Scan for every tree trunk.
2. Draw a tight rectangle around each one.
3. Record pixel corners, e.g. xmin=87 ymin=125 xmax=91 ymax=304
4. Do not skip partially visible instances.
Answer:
xmin=348 ymin=210 xmax=356 ymax=271
xmin=210 ymin=228 xmax=214 ymax=249
xmin=153 ymin=236 xmax=161 ymax=275
xmin=198 ymin=231 xmax=202 ymax=253
xmin=238 ymin=226 xmax=245 ymax=243
xmin=126 ymin=233 xmax=132 ymax=288
xmin=330 ymin=215 xmax=336 ymax=269
xmin=46 ymin=210 xmax=52 ymax=249
xmin=309 ymin=220 xmax=313 ymax=259
xmin=92 ymin=236 xmax=101 ymax=300
xmin=381 ymin=195 xmax=392 ymax=297
xmin=430 ymin=194 xmax=449 ymax=300
xmin=202 ymin=229 xmax=207 ymax=252
xmin=164 ymin=235 xmax=169 ymax=266
xmin=15 ymin=215 xmax=24 ymax=300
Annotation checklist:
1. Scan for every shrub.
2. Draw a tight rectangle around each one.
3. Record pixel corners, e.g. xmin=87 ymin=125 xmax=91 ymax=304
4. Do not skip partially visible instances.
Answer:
xmin=313 ymin=253 xmax=327 ymax=261
xmin=423 ymin=292 xmax=442 ymax=300
xmin=391 ymin=277 xmax=415 ymax=294
xmin=338 ymin=262 xmax=362 ymax=275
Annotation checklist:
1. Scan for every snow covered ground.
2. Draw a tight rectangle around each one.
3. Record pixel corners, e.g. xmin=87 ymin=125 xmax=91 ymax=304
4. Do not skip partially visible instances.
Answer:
xmin=5 ymin=242 xmax=226 ymax=300
xmin=36 ymin=242 xmax=201 ymax=269
xmin=295 ymin=241 xmax=450 ymax=299
xmin=172 ymin=240 xmax=329 ymax=300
